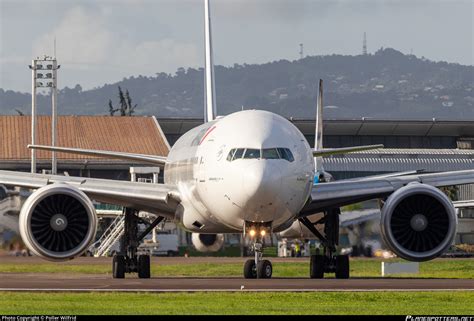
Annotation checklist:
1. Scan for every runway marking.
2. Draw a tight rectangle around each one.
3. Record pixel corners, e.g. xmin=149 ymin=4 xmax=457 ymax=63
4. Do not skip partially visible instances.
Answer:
xmin=1 ymin=288 xmax=473 ymax=293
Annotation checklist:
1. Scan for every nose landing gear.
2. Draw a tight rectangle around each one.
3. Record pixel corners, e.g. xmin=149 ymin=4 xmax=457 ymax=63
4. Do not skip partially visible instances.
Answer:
xmin=243 ymin=225 xmax=273 ymax=279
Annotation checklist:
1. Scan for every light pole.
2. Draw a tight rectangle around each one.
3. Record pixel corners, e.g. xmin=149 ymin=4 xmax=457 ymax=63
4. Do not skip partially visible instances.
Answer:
xmin=29 ymin=56 xmax=60 ymax=174
xmin=29 ymin=60 xmax=37 ymax=174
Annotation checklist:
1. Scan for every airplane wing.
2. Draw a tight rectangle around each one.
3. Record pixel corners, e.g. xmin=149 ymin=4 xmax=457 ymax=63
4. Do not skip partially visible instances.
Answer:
xmin=452 ymin=200 xmax=474 ymax=208
xmin=300 ymin=169 xmax=474 ymax=216
xmin=339 ymin=209 xmax=380 ymax=228
xmin=0 ymin=170 xmax=180 ymax=217
xmin=313 ymin=144 xmax=383 ymax=157
xmin=28 ymin=145 xmax=167 ymax=166
xmin=335 ymin=170 xmax=425 ymax=183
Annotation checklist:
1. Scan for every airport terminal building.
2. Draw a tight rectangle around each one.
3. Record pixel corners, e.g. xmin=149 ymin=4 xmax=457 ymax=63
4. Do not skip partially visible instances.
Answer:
xmin=0 ymin=115 xmax=169 ymax=179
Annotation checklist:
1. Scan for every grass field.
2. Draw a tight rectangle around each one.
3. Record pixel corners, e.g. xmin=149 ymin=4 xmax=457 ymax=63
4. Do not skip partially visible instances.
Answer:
xmin=0 ymin=258 xmax=472 ymax=278
xmin=0 ymin=291 xmax=473 ymax=315
xmin=0 ymin=258 xmax=472 ymax=315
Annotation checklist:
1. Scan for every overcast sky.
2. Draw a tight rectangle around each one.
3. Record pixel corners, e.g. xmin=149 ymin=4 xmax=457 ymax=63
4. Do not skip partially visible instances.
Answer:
xmin=0 ymin=0 xmax=472 ymax=93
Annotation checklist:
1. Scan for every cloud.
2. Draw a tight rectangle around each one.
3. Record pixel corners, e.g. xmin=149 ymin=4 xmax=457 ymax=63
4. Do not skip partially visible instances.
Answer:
xmin=33 ymin=6 xmax=114 ymax=66
xmin=215 ymin=0 xmax=431 ymax=24
xmin=31 ymin=5 xmax=200 ymax=88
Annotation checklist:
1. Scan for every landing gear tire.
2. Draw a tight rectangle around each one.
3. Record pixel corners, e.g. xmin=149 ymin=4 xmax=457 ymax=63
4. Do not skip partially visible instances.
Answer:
xmin=113 ymin=254 xmax=125 ymax=279
xmin=310 ymin=255 xmax=325 ymax=279
xmin=335 ymin=255 xmax=350 ymax=279
xmin=257 ymin=260 xmax=273 ymax=279
xmin=243 ymin=259 xmax=257 ymax=279
xmin=138 ymin=255 xmax=151 ymax=279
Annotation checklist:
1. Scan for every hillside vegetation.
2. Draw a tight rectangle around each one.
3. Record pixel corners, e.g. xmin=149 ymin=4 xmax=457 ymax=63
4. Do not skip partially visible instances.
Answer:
xmin=1 ymin=48 xmax=473 ymax=120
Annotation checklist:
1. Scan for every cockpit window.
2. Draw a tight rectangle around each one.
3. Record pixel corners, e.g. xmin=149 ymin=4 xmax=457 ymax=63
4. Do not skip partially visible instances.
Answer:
xmin=226 ymin=149 xmax=236 ymax=161
xmin=233 ymin=148 xmax=245 ymax=160
xmin=244 ymin=149 xmax=261 ymax=159
xmin=262 ymin=148 xmax=279 ymax=159
xmin=278 ymin=148 xmax=294 ymax=162
xmin=227 ymin=147 xmax=293 ymax=162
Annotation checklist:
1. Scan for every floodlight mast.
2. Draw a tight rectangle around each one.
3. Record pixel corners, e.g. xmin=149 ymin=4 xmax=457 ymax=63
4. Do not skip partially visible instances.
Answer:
xmin=30 ymin=55 xmax=60 ymax=174
xmin=51 ymin=59 xmax=58 ymax=175
xmin=30 ymin=60 xmax=37 ymax=174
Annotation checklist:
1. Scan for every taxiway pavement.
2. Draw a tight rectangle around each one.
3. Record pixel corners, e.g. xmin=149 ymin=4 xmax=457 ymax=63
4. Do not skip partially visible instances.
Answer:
xmin=0 ymin=256 xmax=472 ymax=292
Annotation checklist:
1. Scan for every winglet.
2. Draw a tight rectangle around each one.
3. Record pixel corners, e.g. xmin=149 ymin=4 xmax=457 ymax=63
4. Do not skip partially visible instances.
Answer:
xmin=314 ymin=79 xmax=324 ymax=171
xmin=204 ymin=0 xmax=217 ymax=122
xmin=312 ymin=79 xmax=383 ymax=159
xmin=315 ymin=79 xmax=323 ymax=150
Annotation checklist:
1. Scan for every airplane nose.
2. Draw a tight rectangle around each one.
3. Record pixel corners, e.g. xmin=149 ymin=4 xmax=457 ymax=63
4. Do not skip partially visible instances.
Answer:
xmin=242 ymin=161 xmax=282 ymax=218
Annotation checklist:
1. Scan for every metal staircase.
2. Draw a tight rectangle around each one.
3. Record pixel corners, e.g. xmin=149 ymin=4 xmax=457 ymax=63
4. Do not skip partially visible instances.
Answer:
xmin=90 ymin=166 xmax=162 ymax=259
xmin=92 ymin=214 xmax=125 ymax=257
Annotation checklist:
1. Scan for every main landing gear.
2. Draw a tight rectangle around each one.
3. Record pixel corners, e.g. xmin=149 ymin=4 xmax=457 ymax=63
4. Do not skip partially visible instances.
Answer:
xmin=112 ymin=208 xmax=164 ymax=279
xmin=243 ymin=225 xmax=272 ymax=279
xmin=299 ymin=208 xmax=350 ymax=279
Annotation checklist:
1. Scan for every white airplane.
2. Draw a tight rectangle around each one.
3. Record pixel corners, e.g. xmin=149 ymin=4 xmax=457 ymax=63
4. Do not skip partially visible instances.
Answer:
xmin=0 ymin=0 xmax=471 ymax=280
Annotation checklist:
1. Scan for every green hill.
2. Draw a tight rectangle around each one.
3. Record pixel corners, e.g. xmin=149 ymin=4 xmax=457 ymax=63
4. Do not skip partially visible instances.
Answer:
xmin=1 ymin=48 xmax=473 ymax=120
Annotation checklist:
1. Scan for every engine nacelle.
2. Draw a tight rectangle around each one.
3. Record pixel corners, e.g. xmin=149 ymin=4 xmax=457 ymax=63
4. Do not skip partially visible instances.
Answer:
xmin=381 ymin=183 xmax=457 ymax=261
xmin=19 ymin=184 xmax=97 ymax=261
xmin=191 ymin=233 xmax=224 ymax=252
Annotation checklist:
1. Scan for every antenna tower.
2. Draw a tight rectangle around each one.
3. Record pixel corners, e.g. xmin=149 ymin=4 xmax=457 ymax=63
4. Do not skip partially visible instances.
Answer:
xmin=363 ymin=32 xmax=367 ymax=55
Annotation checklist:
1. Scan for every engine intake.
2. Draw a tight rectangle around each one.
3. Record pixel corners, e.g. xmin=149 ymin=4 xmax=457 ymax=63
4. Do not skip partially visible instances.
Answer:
xmin=381 ymin=183 xmax=457 ymax=261
xmin=19 ymin=184 xmax=97 ymax=261
xmin=191 ymin=233 xmax=224 ymax=252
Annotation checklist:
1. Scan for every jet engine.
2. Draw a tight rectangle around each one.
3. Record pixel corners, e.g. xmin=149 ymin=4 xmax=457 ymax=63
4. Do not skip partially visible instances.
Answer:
xmin=19 ymin=184 xmax=97 ymax=261
xmin=380 ymin=183 xmax=457 ymax=261
xmin=191 ymin=233 xmax=224 ymax=252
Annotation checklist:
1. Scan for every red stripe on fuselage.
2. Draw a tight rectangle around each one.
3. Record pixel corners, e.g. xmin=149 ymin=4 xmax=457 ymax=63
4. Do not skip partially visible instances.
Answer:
xmin=199 ymin=126 xmax=216 ymax=145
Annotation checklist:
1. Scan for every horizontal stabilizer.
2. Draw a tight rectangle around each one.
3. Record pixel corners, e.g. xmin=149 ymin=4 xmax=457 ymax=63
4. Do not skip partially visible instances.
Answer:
xmin=313 ymin=144 xmax=384 ymax=157
xmin=28 ymin=145 xmax=167 ymax=166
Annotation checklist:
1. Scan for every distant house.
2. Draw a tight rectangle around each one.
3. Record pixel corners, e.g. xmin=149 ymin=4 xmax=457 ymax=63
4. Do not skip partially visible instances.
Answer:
xmin=442 ymin=101 xmax=454 ymax=107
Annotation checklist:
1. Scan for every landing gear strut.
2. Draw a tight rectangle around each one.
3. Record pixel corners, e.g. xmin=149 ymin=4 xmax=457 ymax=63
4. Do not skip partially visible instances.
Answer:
xmin=299 ymin=207 xmax=350 ymax=279
xmin=243 ymin=227 xmax=272 ymax=279
xmin=112 ymin=208 xmax=164 ymax=279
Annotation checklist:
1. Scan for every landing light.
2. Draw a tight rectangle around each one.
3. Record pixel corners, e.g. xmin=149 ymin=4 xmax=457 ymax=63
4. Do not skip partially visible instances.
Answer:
xmin=260 ymin=230 xmax=266 ymax=237
xmin=249 ymin=229 xmax=256 ymax=237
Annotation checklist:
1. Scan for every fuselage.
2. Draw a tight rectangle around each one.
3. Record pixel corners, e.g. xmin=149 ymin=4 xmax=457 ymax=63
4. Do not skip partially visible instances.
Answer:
xmin=164 ymin=110 xmax=314 ymax=233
